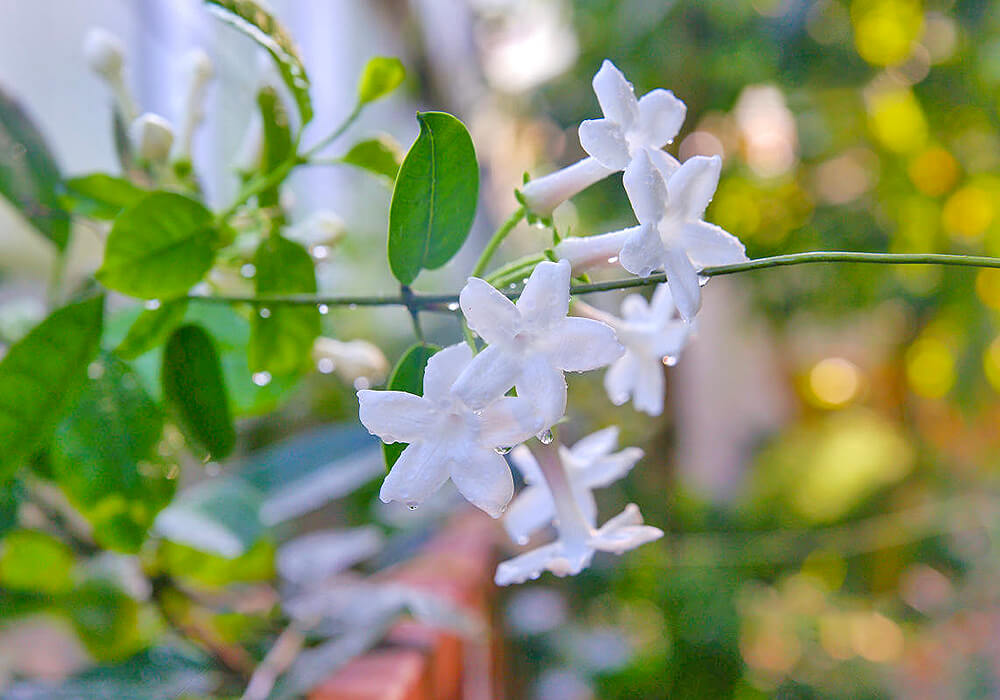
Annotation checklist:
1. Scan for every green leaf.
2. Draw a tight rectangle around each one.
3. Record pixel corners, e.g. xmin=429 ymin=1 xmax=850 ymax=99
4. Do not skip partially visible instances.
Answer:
xmin=341 ymin=135 xmax=402 ymax=181
xmin=0 ymin=530 xmax=74 ymax=593
xmin=0 ymin=480 xmax=22 ymax=539
xmin=387 ymin=112 xmax=479 ymax=284
xmin=256 ymin=86 xmax=294 ymax=211
xmin=162 ymin=325 xmax=236 ymax=460
xmin=62 ymin=173 xmax=146 ymax=220
xmin=64 ymin=580 xmax=144 ymax=661
xmin=155 ymin=478 xmax=264 ymax=558
xmin=115 ymin=298 xmax=189 ymax=360
xmin=0 ymin=85 xmax=70 ymax=250
xmin=357 ymin=56 xmax=406 ymax=105
xmin=52 ymin=355 xmax=173 ymax=553
xmin=205 ymin=0 xmax=313 ymax=124
xmin=250 ymin=235 xmax=320 ymax=376
xmin=382 ymin=344 xmax=438 ymax=471
xmin=0 ymin=295 xmax=104 ymax=483
xmin=97 ymin=191 xmax=218 ymax=300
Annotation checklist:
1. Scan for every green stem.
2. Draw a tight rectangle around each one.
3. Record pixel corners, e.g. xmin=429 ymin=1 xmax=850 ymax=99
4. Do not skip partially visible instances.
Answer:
xmin=301 ymin=103 xmax=362 ymax=160
xmin=484 ymin=253 xmax=546 ymax=286
xmin=189 ymin=251 xmax=1000 ymax=310
xmin=471 ymin=207 xmax=526 ymax=278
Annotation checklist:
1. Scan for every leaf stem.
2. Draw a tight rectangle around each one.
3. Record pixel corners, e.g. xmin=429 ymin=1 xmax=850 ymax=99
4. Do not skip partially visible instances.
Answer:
xmin=470 ymin=207 xmax=526 ymax=278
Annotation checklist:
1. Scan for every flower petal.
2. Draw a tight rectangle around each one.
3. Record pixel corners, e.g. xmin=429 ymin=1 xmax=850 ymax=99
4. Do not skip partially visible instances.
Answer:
xmin=503 ymin=485 xmax=554 ymax=544
xmin=509 ymin=444 xmax=543 ymax=485
xmin=649 ymin=283 xmax=677 ymax=319
xmin=676 ymin=221 xmax=748 ymax=270
xmin=664 ymin=246 xmax=701 ymax=322
xmin=581 ymin=447 xmax=644 ymax=489
xmin=646 ymin=321 xmax=690 ymax=360
xmin=451 ymin=344 xmax=522 ymax=410
xmin=592 ymin=59 xmax=639 ymax=127
xmin=421 ymin=342 xmax=473 ymax=402
xmin=635 ymin=88 xmax=686 ymax=148
xmin=569 ymin=426 xmax=620 ymax=463
xmin=515 ymin=354 xmax=567 ymax=430
xmin=520 ymin=156 xmax=613 ymax=216
xmin=516 ymin=260 xmax=571 ymax=328
xmin=569 ymin=481 xmax=599 ymax=529
xmin=545 ymin=317 xmax=624 ymax=372
xmin=357 ymin=390 xmax=437 ymax=443
xmin=619 ymin=222 xmax=666 ymax=277
xmin=646 ymin=147 xmax=681 ymax=181
xmin=379 ymin=441 xmax=450 ymax=507
xmin=667 ymin=155 xmax=722 ymax=222
xmin=632 ymin=357 xmax=665 ymax=416
xmin=554 ymin=228 xmax=633 ymax=272
xmin=588 ymin=503 xmax=663 ymax=555
xmin=578 ymin=119 xmax=629 ymax=170
xmin=604 ymin=354 xmax=637 ymax=407
xmin=460 ymin=277 xmax=519 ymax=346
xmin=479 ymin=396 xmax=542 ymax=447
xmin=449 ymin=446 xmax=514 ymax=518
xmin=623 ymin=150 xmax=669 ymax=225
xmin=494 ymin=539 xmax=594 ymax=585
xmin=620 ymin=293 xmax=651 ymax=322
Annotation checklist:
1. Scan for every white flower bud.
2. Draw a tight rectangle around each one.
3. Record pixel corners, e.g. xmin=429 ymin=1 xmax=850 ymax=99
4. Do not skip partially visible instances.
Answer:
xmin=83 ymin=27 xmax=126 ymax=80
xmin=129 ymin=113 xmax=175 ymax=163
xmin=174 ymin=49 xmax=215 ymax=161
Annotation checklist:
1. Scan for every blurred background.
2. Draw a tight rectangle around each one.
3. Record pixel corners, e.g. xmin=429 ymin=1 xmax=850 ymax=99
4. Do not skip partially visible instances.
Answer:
xmin=2 ymin=0 xmax=1000 ymax=698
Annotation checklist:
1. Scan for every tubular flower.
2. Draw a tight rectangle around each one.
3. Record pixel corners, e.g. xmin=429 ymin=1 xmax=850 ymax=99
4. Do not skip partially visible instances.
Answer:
xmin=452 ymin=260 xmax=625 ymax=430
xmin=83 ymin=27 xmax=138 ymax=121
xmin=503 ymin=426 xmax=644 ymax=545
xmin=357 ymin=343 xmax=538 ymax=518
xmin=519 ymin=60 xmax=686 ymax=216
xmin=129 ymin=113 xmax=175 ymax=164
xmin=174 ymin=48 xmax=214 ymax=162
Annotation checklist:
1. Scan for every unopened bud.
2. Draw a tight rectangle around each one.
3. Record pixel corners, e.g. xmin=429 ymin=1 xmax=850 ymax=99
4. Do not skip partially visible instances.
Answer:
xmin=185 ymin=48 xmax=214 ymax=85
xmin=83 ymin=27 xmax=126 ymax=80
xmin=130 ymin=113 xmax=175 ymax=163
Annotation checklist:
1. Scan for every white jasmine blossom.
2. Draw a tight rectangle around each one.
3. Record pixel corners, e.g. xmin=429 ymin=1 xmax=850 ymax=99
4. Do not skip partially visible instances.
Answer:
xmin=174 ymin=48 xmax=214 ymax=162
xmin=129 ymin=113 xmax=175 ymax=164
xmin=84 ymin=27 xmax=138 ymax=121
xmin=504 ymin=426 xmax=644 ymax=545
xmin=357 ymin=343 xmax=538 ymax=518
xmin=520 ymin=60 xmax=686 ymax=216
xmin=452 ymin=260 xmax=624 ymax=429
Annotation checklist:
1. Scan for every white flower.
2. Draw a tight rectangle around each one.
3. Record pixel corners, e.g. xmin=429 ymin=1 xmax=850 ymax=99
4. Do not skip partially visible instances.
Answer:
xmin=84 ymin=27 xmax=138 ymax=121
xmin=129 ymin=113 xmax=175 ymax=163
xmin=452 ymin=260 xmax=624 ymax=429
xmin=519 ymin=60 xmax=686 ymax=216
xmin=504 ymin=426 xmax=644 ymax=545
xmin=174 ymin=48 xmax=214 ymax=161
xmin=357 ymin=343 xmax=538 ymax=518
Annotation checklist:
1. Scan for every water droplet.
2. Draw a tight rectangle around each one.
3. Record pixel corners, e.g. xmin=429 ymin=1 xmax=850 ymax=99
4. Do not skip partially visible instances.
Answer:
xmin=662 ymin=355 xmax=678 ymax=367
xmin=497 ymin=503 xmax=508 ymax=515
xmin=494 ymin=445 xmax=513 ymax=455
xmin=516 ymin=536 xmax=529 ymax=546
xmin=698 ymin=275 xmax=710 ymax=287
xmin=348 ymin=303 xmax=358 ymax=311
xmin=312 ymin=245 xmax=329 ymax=260
xmin=258 ymin=307 xmax=271 ymax=318
xmin=317 ymin=358 xmax=335 ymax=374
xmin=509 ymin=283 xmax=517 ymax=289
xmin=406 ymin=502 xmax=419 ymax=511
xmin=144 ymin=299 xmax=161 ymax=311
xmin=354 ymin=376 xmax=371 ymax=390
xmin=607 ymin=256 xmax=619 ymax=264
xmin=87 ymin=362 xmax=105 ymax=380
xmin=446 ymin=302 xmax=460 ymax=312
xmin=252 ymin=371 xmax=272 ymax=386
xmin=240 ymin=263 xmax=256 ymax=279
xmin=537 ymin=429 xmax=554 ymax=445
xmin=318 ymin=304 xmax=329 ymax=315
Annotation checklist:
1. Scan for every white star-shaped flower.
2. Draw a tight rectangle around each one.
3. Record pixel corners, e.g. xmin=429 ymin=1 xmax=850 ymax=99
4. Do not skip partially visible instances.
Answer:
xmin=504 ymin=426 xmax=644 ymax=545
xmin=519 ymin=60 xmax=687 ymax=216
xmin=357 ymin=343 xmax=539 ymax=518
xmin=452 ymin=260 xmax=625 ymax=429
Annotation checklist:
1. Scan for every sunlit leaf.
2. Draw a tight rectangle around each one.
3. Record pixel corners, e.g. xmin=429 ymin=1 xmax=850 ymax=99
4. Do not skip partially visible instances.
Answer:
xmin=115 ymin=298 xmax=189 ymax=360
xmin=0 ymin=295 xmax=104 ymax=483
xmin=0 ymin=530 xmax=74 ymax=593
xmin=162 ymin=324 xmax=235 ymax=460
xmin=0 ymin=85 xmax=70 ymax=250
xmin=62 ymin=173 xmax=146 ymax=220
xmin=357 ymin=56 xmax=406 ymax=105
xmin=97 ymin=191 xmax=220 ymax=300
xmin=340 ymin=135 xmax=402 ymax=181
xmin=382 ymin=343 xmax=438 ymax=471
xmin=158 ymin=538 xmax=275 ymax=588
xmin=387 ymin=112 xmax=479 ymax=284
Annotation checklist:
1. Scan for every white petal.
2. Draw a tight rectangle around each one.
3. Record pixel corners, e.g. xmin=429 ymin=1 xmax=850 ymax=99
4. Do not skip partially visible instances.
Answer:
xmin=667 ymin=155 xmax=721 ymax=222
xmin=649 ymin=283 xmax=677 ymax=319
xmin=676 ymin=221 xmax=748 ymax=270
xmin=554 ymin=228 xmax=633 ymax=272
xmin=509 ymin=444 xmax=543 ymax=485
xmin=515 ymin=354 xmax=567 ymax=429
xmin=569 ymin=482 xmax=599 ymax=529
xmin=623 ymin=150 xmax=669 ymax=225
xmin=450 ymin=446 xmax=514 ymax=518
xmin=588 ymin=503 xmax=663 ymax=555
xmin=578 ymin=119 xmax=629 ymax=171
xmin=620 ymin=293 xmax=650 ymax=322
xmin=635 ymin=89 xmax=686 ymax=149
xmin=357 ymin=390 xmax=437 ymax=444
xmin=646 ymin=147 xmax=682 ymax=181
xmin=581 ymin=447 xmax=644 ymax=489
xmin=479 ymin=396 xmax=542 ymax=447
xmin=569 ymin=426 xmax=620 ymax=463
xmin=632 ymin=356 xmax=666 ymax=416
xmin=646 ymin=321 xmax=690 ymax=360
xmin=451 ymin=344 xmax=522 ymax=410
xmin=503 ymin=485 xmax=554 ymax=544
xmin=604 ymin=354 xmax=637 ymax=407
xmin=516 ymin=260 xmax=571 ymax=328
xmin=460 ymin=277 xmax=519 ymax=345
xmin=619 ymin=222 xmax=666 ymax=277
xmin=544 ymin=317 xmax=624 ymax=372
xmin=592 ymin=60 xmax=639 ymax=127
xmin=494 ymin=539 xmax=594 ymax=586
xmin=664 ymin=246 xmax=701 ymax=322
xmin=421 ymin=342 xmax=473 ymax=402
xmin=520 ymin=157 xmax=613 ymax=216
xmin=379 ymin=441 xmax=450 ymax=507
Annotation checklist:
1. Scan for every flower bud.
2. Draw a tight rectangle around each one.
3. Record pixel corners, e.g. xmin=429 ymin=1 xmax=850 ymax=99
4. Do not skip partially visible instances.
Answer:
xmin=129 ymin=113 xmax=175 ymax=163
xmin=174 ymin=49 xmax=215 ymax=161
xmin=83 ymin=27 xmax=126 ymax=80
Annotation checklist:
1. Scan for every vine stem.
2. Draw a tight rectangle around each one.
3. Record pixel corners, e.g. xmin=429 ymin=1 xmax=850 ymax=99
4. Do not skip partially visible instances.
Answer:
xmin=470 ymin=207 xmax=526 ymax=278
xmin=187 ymin=251 xmax=1000 ymax=311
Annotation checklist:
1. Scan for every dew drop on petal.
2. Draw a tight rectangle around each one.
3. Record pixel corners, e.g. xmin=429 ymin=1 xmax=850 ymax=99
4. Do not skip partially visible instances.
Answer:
xmin=698 ymin=275 xmax=710 ymax=288
xmin=240 ymin=263 xmax=256 ymax=279
xmin=317 ymin=358 xmax=335 ymax=374
xmin=662 ymin=355 xmax=678 ymax=367
xmin=494 ymin=445 xmax=513 ymax=455
xmin=318 ymin=303 xmax=329 ymax=315
xmin=537 ymin=429 xmax=554 ymax=445
xmin=252 ymin=371 xmax=272 ymax=386
xmin=312 ymin=245 xmax=329 ymax=260
xmin=259 ymin=307 xmax=271 ymax=318
xmin=516 ymin=536 xmax=529 ymax=546
xmin=406 ymin=501 xmax=419 ymax=511
xmin=144 ymin=299 xmax=161 ymax=311
xmin=607 ymin=256 xmax=619 ymax=264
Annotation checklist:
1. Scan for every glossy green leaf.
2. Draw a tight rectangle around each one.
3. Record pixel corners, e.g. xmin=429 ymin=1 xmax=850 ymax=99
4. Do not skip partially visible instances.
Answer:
xmin=0 ymin=530 xmax=74 ymax=593
xmin=357 ymin=56 xmax=406 ymax=105
xmin=256 ymin=86 xmax=293 ymax=211
xmin=62 ymin=173 xmax=146 ymax=220
xmin=0 ymin=85 xmax=70 ymax=250
xmin=97 ymin=192 xmax=218 ymax=300
xmin=387 ymin=112 xmax=479 ymax=284
xmin=382 ymin=344 xmax=438 ymax=471
xmin=115 ymin=298 xmax=189 ymax=360
xmin=250 ymin=235 xmax=320 ymax=376
xmin=162 ymin=325 xmax=236 ymax=460
xmin=0 ymin=295 xmax=104 ymax=483
xmin=52 ymin=355 xmax=173 ymax=553
xmin=205 ymin=0 xmax=313 ymax=124
xmin=341 ymin=136 xmax=402 ymax=181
